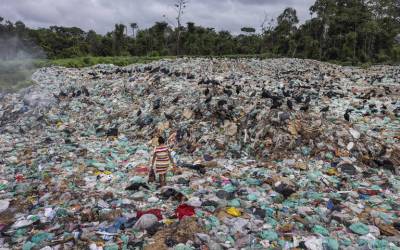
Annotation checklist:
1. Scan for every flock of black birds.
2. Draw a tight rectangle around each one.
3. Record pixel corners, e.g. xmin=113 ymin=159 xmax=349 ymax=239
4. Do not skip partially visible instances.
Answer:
xmin=196 ymin=74 xmax=399 ymax=122
xmin=259 ymin=87 xmax=315 ymax=112
xmin=198 ymin=77 xmax=338 ymax=119
xmin=52 ymin=65 xmax=399 ymax=125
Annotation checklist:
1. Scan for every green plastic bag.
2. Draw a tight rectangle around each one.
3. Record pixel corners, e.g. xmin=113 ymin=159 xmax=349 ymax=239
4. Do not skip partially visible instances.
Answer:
xmin=223 ymin=184 xmax=237 ymax=192
xmin=22 ymin=241 xmax=35 ymax=250
xmin=370 ymin=239 xmax=389 ymax=250
xmin=312 ymin=225 xmax=330 ymax=236
xmin=349 ymin=222 xmax=369 ymax=235
xmin=0 ymin=183 xmax=7 ymax=191
xmin=31 ymin=231 xmax=54 ymax=244
xmin=104 ymin=243 xmax=119 ymax=250
xmin=206 ymin=216 xmax=220 ymax=229
xmin=325 ymin=237 xmax=339 ymax=250
xmin=174 ymin=244 xmax=194 ymax=250
xmin=339 ymin=237 xmax=352 ymax=246
xmin=227 ymin=199 xmax=241 ymax=208
xmin=265 ymin=217 xmax=278 ymax=227
xmin=259 ymin=230 xmax=278 ymax=241
xmin=247 ymin=193 xmax=258 ymax=201
xmin=246 ymin=178 xmax=261 ymax=185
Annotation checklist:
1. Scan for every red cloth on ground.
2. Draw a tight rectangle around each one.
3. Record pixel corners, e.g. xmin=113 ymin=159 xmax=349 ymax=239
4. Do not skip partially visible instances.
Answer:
xmin=136 ymin=209 xmax=163 ymax=221
xmin=176 ymin=204 xmax=195 ymax=220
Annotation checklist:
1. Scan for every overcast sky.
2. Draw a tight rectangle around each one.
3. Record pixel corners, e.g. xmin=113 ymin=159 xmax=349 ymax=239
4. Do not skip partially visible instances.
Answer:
xmin=1 ymin=0 xmax=315 ymax=34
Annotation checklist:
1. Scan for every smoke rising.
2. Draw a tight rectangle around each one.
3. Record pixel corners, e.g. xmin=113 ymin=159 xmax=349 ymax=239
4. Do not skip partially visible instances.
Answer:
xmin=0 ymin=35 xmax=46 ymax=60
xmin=0 ymin=36 xmax=46 ymax=94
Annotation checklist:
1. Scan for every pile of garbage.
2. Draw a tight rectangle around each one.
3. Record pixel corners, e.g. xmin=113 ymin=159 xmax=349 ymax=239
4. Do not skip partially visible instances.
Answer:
xmin=0 ymin=58 xmax=399 ymax=249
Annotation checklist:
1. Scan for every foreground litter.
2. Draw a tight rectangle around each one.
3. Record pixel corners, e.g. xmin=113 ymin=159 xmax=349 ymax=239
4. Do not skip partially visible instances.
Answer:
xmin=0 ymin=58 xmax=399 ymax=249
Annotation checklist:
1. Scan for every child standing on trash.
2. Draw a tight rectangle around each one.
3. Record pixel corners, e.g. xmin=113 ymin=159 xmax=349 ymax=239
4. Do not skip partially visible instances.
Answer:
xmin=150 ymin=136 xmax=175 ymax=187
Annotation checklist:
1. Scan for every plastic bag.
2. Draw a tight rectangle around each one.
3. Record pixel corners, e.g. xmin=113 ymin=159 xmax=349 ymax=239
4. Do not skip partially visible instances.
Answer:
xmin=176 ymin=204 xmax=195 ymax=220
xmin=148 ymin=168 xmax=156 ymax=182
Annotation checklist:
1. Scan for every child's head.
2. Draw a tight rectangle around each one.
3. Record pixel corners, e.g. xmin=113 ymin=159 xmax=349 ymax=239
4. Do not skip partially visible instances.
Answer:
xmin=158 ymin=136 xmax=165 ymax=145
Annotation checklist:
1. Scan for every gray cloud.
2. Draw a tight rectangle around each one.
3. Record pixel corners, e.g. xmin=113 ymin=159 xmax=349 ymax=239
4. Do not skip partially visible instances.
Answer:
xmin=0 ymin=0 xmax=315 ymax=34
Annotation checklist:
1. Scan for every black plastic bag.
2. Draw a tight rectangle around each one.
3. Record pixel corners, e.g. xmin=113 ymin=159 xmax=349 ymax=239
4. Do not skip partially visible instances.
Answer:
xmin=148 ymin=168 xmax=156 ymax=183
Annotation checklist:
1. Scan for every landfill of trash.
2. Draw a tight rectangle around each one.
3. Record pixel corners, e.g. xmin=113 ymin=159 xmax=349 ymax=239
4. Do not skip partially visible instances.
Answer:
xmin=0 ymin=58 xmax=399 ymax=250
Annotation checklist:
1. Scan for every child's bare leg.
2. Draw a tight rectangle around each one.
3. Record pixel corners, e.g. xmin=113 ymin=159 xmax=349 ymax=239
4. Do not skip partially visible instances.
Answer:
xmin=159 ymin=174 xmax=166 ymax=187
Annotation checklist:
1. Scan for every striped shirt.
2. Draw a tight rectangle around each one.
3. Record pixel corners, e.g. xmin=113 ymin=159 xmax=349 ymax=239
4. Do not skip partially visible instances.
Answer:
xmin=154 ymin=146 xmax=170 ymax=174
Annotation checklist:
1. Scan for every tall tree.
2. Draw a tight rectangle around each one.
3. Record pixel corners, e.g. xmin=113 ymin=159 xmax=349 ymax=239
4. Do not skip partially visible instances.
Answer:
xmin=274 ymin=7 xmax=299 ymax=56
xmin=175 ymin=0 xmax=188 ymax=56
xmin=130 ymin=23 xmax=138 ymax=37
xmin=113 ymin=24 xmax=126 ymax=56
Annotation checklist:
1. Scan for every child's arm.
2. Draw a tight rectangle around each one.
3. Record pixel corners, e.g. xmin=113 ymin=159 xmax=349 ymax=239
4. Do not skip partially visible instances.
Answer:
xmin=168 ymin=149 xmax=178 ymax=173
xmin=168 ymin=149 xmax=174 ymax=166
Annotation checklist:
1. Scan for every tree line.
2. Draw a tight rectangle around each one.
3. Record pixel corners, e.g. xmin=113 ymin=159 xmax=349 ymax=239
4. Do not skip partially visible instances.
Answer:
xmin=0 ymin=0 xmax=399 ymax=64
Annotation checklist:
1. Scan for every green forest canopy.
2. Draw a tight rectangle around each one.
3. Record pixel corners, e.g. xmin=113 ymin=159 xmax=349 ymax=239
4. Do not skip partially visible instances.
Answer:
xmin=0 ymin=0 xmax=399 ymax=64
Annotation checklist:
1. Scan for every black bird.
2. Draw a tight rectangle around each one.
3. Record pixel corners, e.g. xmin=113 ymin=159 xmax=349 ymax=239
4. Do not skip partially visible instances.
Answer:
xmin=287 ymin=99 xmax=293 ymax=110
xmin=82 ymin=86 xmax=90 ymax=96
xmin=160 ymin=67 xmax=170 ymax=74
xmin=282 ymin=88 xmax=291 ymax=97
xmin=320 ymin=106 xmax=329 ymax=112
xmin=261 ymin=88 xmax=271 ymax=99
xmin=383 ymin=86 xmax=391 ymax=95
xmin=210 ymin=79 xmax=220 ymax=85
xmin=204 ymin=88 xmax=210 ymax=96
xmin=59 ymin=91 xmax=68 ymax=97
xmin=172 ymin=96 xmax=180 ymax=103
xmin=164 ymin=113 xmax=173 ymax=120
xmin=205 ymin=95 xmax=212 ymax=104
xmin=271 ymin=100 xmax=282 ymax=109
xmin=149 ymin=66 xmax=160 ymax=73
xmin=153 ymin=98 xmax=161 ymax=110
xmin=270 ymin=95 xmax=282 ymax=102
xmin=223 ymin=88 xmax=233 ymax=97
xmin=300 ymin=105 xmax=309 ymax=112
xmin=218 ymin=99 xmax=227 ymax=106
xmin=275 ymin=183 xmax=296 ymax=199
xmin=325 ymin=91 xmax=336 ymax=98
xmin=136 ymin=109 xmax=142 ymax=116
xmin=106 ymin=127 xmax=119 ymax=137
xmin=236 ymin=85 xmax=242 ymax=95
xmin=125 ymin=182 xmax=149 ymax=191
xmin=344 ymin=111 xmax=350 ymax=121
xmin=294 ymin=95 xmax=303 ymax=103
